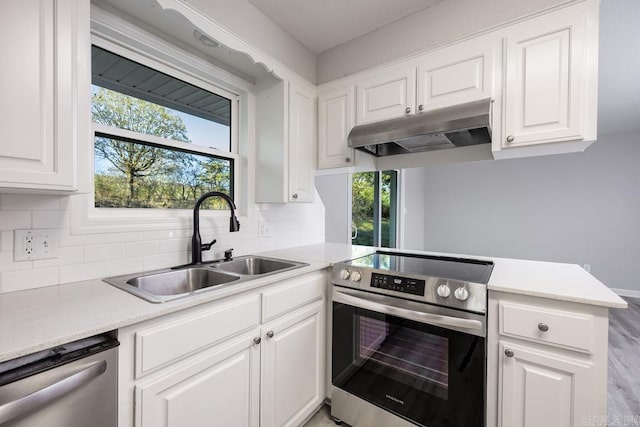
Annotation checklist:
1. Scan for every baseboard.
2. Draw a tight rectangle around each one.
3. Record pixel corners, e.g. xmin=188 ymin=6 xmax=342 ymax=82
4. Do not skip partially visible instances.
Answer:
xmin=610 ymin=288 xmax=640 ymax=299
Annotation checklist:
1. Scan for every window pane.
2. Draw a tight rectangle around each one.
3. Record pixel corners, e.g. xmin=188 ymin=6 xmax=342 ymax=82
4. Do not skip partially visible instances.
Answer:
xmin=91 ymin=45 xmax=231 ymax=152
xmin=380 ymin=170 xmax=398 ymax=248
xmin=352 ymin=172 xmax=376 ymax=246
xmin=94 ymin=135 xmax=232 ymax=210
xmin=351 ymin=170 xmax=398 ymax=248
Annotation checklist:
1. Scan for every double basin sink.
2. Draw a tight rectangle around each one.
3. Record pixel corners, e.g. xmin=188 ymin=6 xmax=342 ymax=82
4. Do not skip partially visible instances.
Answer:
xmin=103 ymin=256 xmax=308 ymax=303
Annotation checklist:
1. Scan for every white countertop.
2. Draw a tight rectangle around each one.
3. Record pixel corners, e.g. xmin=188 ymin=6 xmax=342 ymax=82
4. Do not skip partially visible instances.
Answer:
xmin=0 ymin=243 xmax=626 ymax=363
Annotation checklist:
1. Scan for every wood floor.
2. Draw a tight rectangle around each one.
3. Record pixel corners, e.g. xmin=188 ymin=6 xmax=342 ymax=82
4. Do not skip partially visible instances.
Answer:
xmin=607 ymin=297 xmax=640 ymax=422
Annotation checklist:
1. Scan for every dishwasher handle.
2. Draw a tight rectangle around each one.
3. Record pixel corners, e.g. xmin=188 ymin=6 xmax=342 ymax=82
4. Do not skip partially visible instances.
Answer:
xmin=0 ymin=360 xmax=107 ymax=425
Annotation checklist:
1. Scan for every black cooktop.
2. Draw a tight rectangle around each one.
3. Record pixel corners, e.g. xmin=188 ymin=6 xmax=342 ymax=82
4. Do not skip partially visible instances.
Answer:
xmin=346 ymin=251 xmax=494 ymax=284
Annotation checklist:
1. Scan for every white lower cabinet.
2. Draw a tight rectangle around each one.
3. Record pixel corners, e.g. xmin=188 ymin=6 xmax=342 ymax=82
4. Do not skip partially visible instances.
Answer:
xmin=136 ymin=330 xmax=261 ymax=427
xmin=499 ymin=341 xmax=594 ymax=427
xmin=488 ymin=291 xmax=609 ymax=427
xmin=261 ymin=302 xmax=324 ymax=427
xmin=118 ymin=271 xmax=326 ymax=427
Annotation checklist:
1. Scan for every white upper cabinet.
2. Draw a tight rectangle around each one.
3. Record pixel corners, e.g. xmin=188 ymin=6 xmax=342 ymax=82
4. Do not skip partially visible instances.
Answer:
xmin=288 ymin=80 xmax=316 ymax=202
xmin=255 ymin=78 xmax=316 ymax=203
xmin=496 ymin=1 xmax=598 ymax=158
xmin=355 ymin=35 xmax=497 ymax=126
xmin=417 ymin=34 xmax=497 ymax=112
xmin=356 ymin=65 xmax=416 ymax=125
xmin=317 ymin=85 xmax=355 ymax=169
xmin=0 ymin=0 xmax=88 ymax=192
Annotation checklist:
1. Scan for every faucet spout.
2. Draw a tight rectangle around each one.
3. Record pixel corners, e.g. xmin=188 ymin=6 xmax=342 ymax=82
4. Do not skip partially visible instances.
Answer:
xmin=191 ymin=192 xmax=240 ymax=265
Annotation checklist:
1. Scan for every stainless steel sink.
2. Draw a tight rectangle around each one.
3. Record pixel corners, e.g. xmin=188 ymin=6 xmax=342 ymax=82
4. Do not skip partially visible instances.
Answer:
xmin=104 ymin=268 xmax=241 ymax=303
xmin=103 ymin=256 xmax=307 ymax=303
xmin=210 ymin=256 xmax=302 ymax=275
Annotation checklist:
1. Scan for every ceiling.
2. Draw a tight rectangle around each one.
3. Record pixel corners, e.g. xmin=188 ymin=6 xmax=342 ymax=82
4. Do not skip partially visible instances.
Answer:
xmin=247 ymin=0 xmax=443 ymax=53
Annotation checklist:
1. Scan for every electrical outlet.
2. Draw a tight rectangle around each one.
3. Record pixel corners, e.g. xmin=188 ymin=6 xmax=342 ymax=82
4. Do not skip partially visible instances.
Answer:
xmin=14 ymin=229 xmax=59 ymax=261
xmin=258 ymin=221 xmax=272 ymax=238
xmin=583 ymin=264 xmax=591 ymax=273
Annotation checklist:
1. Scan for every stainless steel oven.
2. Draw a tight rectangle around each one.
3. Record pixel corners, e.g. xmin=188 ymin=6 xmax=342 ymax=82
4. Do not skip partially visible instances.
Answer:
xmin=331 ymin=251 xmax=493 ymax=427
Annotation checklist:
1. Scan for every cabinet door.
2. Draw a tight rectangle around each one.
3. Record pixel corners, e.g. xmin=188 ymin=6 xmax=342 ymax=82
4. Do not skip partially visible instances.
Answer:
xmin=136 ymin=331 xmax=260 ymax=427
xmin=288 ymin=81 xmax=316 ymax=202
xmin=261 ymin=302 xmax=324 ymax=427
xmin=317 ymin=86 xmax=355 ymax=169
xmin=0 ymin=0 xmax=87 ymax=191
xmin=502 ymin=6 xmax=588 ymax=147
xmin=417 ymin=34 xmax=497 ymax=112
xmin=499 ymin=341 xmax=595 ymax=427
xmin=356 ymin=65 xmax=415 ymax=125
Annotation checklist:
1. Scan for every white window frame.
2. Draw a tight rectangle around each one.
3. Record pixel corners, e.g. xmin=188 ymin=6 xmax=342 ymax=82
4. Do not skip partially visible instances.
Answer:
xmin=71 ymin=6 xmax=251 ymax=234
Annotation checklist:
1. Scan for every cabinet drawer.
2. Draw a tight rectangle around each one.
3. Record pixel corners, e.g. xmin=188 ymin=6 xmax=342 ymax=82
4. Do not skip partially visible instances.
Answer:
xmin=262 ymin=272 xmax=324 ymax=323
xmin=499 ymin=301 xmax=594 ymax=353
xmin=135 ymin=294 xmax=260 ymax=377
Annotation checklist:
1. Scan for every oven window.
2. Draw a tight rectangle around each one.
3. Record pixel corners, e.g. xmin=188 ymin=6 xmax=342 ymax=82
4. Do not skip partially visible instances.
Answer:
xmin=358 ymin=315 xmax=449 ymax=400
xmin=332 ymin=301 xmax=485 ymax=427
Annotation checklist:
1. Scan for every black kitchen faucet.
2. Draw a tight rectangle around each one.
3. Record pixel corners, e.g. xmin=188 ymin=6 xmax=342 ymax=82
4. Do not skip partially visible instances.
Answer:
xmin=190 ymin=191 xmax=240 ymax=265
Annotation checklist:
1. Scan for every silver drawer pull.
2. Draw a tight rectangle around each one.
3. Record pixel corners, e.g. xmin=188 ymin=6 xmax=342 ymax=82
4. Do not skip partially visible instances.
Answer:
xmin=538 ymin=323 xmax=549 ymax=332
xmin=504 ymin=349 xmax=514 ymax=358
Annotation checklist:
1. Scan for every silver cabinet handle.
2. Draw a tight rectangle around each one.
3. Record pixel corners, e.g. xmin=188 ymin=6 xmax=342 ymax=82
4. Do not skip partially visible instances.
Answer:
xmin=0 ymin=360 xmax=106 ymax=425
xmin=504 ymin=349 xmax=515 ymax=358
xmin=345 ymin=157 xmax=351 ymax=163
xmin=266 ymin=331 xmax=274 ymax=339
xmin=405 ymin=107 xmax=412 ymax=114
xmin=292 ymin=193 xmax=298 ymax=199
xmin=418 ymin=104 xmax=424 ymax=111
xmin=506 ymin=135 xmax=515 ymax=143
xmin=538 ymin=323 xmax=549 ymax=332
xmin=333 ymin=289 xmax=482 ymax=331
xmin=253 ymin=337 xmax=262 ymax=345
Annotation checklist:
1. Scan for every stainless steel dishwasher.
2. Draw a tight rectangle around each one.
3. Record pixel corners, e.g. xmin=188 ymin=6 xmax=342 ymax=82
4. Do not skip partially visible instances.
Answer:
xmin=0 ymin=332 xmax=118 ymax=427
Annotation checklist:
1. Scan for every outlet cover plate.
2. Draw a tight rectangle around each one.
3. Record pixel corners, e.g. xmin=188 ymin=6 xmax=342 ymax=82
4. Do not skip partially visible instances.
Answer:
xmin=14 ymin=229 xmax=59 ymax=261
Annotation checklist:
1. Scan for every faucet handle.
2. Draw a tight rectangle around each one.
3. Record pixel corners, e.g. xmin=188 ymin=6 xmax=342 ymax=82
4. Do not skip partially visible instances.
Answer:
xmin=201 ymin=239 xmax=217 ymax=251
xmin=224 ymin=248 xmax=234 ymax=261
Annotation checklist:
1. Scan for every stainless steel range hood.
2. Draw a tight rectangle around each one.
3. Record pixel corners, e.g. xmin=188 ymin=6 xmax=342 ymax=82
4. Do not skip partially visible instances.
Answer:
xmin=348 ymin=98 xmax=492 ymax=157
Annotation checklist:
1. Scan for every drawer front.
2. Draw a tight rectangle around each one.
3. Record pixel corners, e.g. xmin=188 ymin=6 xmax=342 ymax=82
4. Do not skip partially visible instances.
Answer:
xmin=262 ymin=272 xmax=324 ymax=323
xmin=499 ymin=301 xmax=594 ymax=353
xmin=135 ymin=294 xmax=260 ymax=377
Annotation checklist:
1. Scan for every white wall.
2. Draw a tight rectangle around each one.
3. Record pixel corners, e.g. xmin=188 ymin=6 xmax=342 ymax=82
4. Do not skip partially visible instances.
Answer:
xmin=186 ymin=0 xmax=317 ymax=83
xmin=316 ymin=0 xmax=570 ymax=83
xmin=0 ymin=196 xmax=324 ymax=293
xmin=401 ymin=168 xmax=425 ymax=250
xmin=315 ymin=174 xmax=351 ymax=244
xmin=411 ymin=132 xmax=640 ymax=293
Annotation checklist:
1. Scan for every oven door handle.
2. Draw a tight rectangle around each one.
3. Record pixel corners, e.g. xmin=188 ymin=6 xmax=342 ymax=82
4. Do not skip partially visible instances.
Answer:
xmin=333 ymin=290 xmax=483 ymax=331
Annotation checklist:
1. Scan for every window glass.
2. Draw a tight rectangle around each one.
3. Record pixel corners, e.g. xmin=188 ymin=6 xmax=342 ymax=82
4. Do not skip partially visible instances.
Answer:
xmin=94 ymin=135 xmax=232 ymax=209
xmin=352 ymin=171 xmax=398 ymax=247
xmin=91 ymin=45 xmax=235 ymax=210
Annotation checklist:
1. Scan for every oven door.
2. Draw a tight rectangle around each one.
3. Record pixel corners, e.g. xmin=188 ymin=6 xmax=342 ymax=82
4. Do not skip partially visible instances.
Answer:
xmin=332 ymin=287 xmax=485 ymax=427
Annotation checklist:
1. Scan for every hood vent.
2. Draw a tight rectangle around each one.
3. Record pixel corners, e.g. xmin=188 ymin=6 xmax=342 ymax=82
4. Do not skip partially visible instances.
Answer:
xmin=348 ymin=98 xmax=492 ymax=157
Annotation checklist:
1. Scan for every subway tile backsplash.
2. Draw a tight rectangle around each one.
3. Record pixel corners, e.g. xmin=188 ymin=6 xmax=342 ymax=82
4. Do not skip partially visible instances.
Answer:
xmin=0 ymin=194 xmax=325 ymax=293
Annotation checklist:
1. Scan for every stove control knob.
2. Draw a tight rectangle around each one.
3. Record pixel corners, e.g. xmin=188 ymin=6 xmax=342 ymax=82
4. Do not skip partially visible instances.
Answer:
xmin=351 ymin=271 xmax=362 ymax=282
xmin=340 ymin=269 xmax=351 ymax=280
xmin=436 ymin=284 xmax=451 ymax=298
xmin=454 ymin=286 xmax=469 ymax=301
